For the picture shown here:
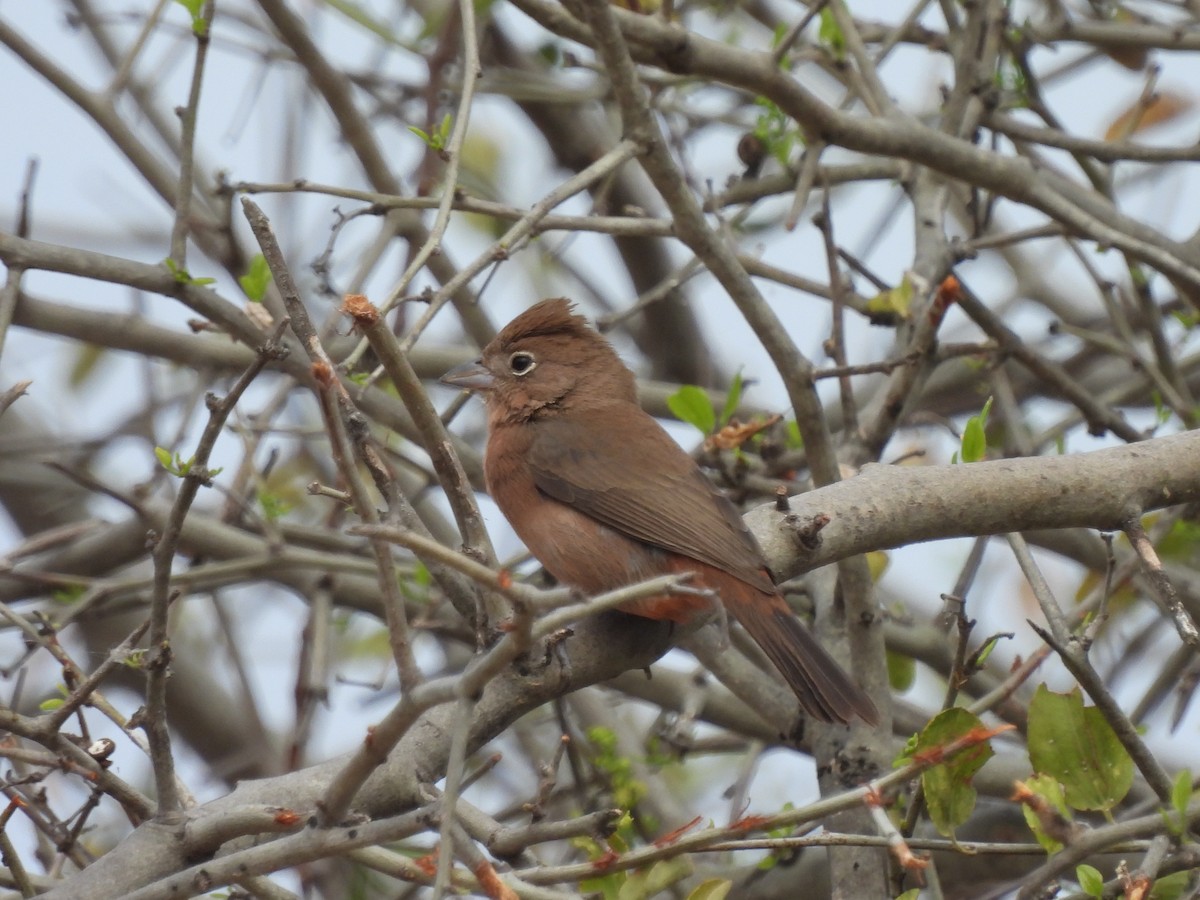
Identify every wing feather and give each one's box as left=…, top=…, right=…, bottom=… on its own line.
left=526, top=406, right=776, bottom=594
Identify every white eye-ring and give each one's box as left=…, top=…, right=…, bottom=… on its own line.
left=509, top=351, right=537, bottom=376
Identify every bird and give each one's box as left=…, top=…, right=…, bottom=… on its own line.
left=441, top=299, right=879, bottom=725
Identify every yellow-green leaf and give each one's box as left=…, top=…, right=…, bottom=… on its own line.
left=886, top=649, right=916, bottom=692
left=238, top=253, right=272, bottom=302
left=618, top=858, right=693, bottom=900
left=667, top=385, right=716, bottom=435
left=960, top=397, right=993, bottom=463
left=1076, top=864, right=1104, bottom=897
left=867, top=277, right=914, bottom=320
left=687, top=879, right=732, bottom=900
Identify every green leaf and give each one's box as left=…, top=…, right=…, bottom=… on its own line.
left=1159, top=519, right=1200, bottom=561
left=915, top=707, right=995, bottom=836
left=960, top=396, right=993, bottom=463
left=1076, top=864, right=1104, bottom=897
left=39, top=697, right=64, bottom=712
left=1018, top=773, right=1072, bottom=852
left=69, top=344, right=108, bottom=390
left=172, top=0, right=207, bottom=34
left=751, top=97, right=800, bottom=168
left=436, top=112, right=453, bottom=147
left=667, top=385, right=716, bottom=435
left=409, top=114, right=454, bottom=151
left=1171, top=309, right=1198, bottom=330
left=1171, top=769, right=1192, bottom=818
left=817, top=7, right=845, bottom=60
left=163, top=257, right=216, bottom=286
left=258, top=493, right=292, bottom=522
left=895, top=891, right=921, bottom=900
left=886, top=650, right=916, bottom=692
left=586, top=727, right=647, bottom=816
left=155, top=446, right=174, bottom=469
left=866, top=277, right=915, bottom=320
left=1028, top=686, right=1134, bottom=812
left=784, top=419, right=803, bottom=449
left=719, top=369, right=744, bottom=427
left=618, top=858, right=693, bottom=900
left=51, top=585, right=85, bottom=606
left=1150, top=871, right=1192, bottom=900
left=1152, top=390, right=1172, bottom=425
left=970, top=633, right=1003, bottom=668
left=238, top=253, right=272, bottom=302
left=687, top=879, right=732, bottom=900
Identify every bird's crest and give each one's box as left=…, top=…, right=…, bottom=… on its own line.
left=495, top=298, right=592, bottom=347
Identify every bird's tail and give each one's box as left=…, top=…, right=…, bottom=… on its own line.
left=728, top=586, right=881, bottom=726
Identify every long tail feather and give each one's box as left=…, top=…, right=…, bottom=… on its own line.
left=728, top=588, right=880, bottom=725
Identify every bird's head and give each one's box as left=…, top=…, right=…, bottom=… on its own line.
left=441, top=299, right=637, bottom=423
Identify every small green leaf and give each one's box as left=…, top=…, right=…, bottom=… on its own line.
left=1028, top=686, right=1134, bottom=812
left=960, top=396, right=993, bottom=463
left=258, top=493, right=292, bottom=522
left=172, top=0, right=207, bottom=34
left=413, top=562, right=432, bottom=588
left=866, top=277, right=915, bottom=320
left=163, top=257, right=216, bottom=286
left=238, top=253, right=272, bottom=302
left=895, top=891, right=921, bottom=900
left=1150, top=871, right=1192, bottom=899
left=155, top=446, right=174, bottom=469
left=1153, top=390, right=1173, bottom=425
left=1076, top=864, right=1104, bottom=897
left=39, top=698, right=64, bottom=712
left=1171, top=769, right=1192, bottom=818
left=1159, top=519, right=1200, bottom=561
left=1171, top=309, right=1198, bottom=330
left=667, top=385, right=716, bottom=435
left=719, top=369, right=744, bottom=427
left=971, top=633, right=1003, bottom=668
left=69, top=344, right=108, bottom=390
left=817, top=8, right=845, bottom=60
left=687, top=879, right=733, bottom=900
left=436, top=112, right=453, bottom=147
left=409, top=114, right=454, bottom=151
left=618, top=857, right=692, bottom=900
left=52, top=585, right=85, bottom=605
left=1018, top=773, right=1072, bottom=852
left=751, top=97, right=800, bottom=168
left=886, top=650, right=916, bottom=692
left=784, top=419, right=803, bottom=449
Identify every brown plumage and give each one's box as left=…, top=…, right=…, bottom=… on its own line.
left=442, top=299, right=879, bottom=725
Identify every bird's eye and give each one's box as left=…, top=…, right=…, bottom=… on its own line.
left=509, top=351, right=536, bottom=375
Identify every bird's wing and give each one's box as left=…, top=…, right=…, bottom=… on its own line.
left=526, top=404, right=777, bottom=594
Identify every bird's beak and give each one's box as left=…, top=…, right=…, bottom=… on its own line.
left=440, top=360, right=495, bottom=391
